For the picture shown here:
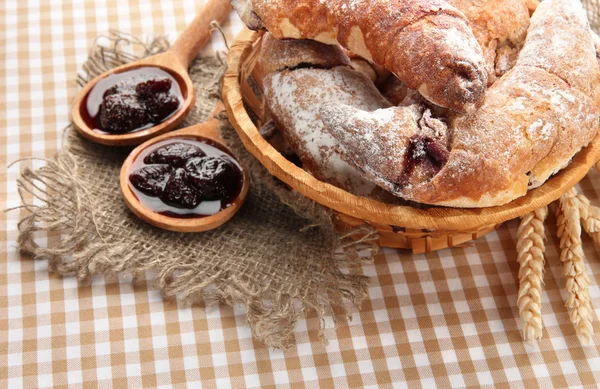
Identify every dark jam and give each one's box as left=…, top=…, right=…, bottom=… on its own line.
left=128, top=138, right=244, bottom=218
left=83, top=67, right=183, bottom=134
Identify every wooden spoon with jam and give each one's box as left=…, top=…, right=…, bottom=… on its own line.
left=120, top=102, right=250, bottom=232
left=72, top=0, right=231, bottom=146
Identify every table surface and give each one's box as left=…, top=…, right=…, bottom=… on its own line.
left=2, top=1, right=600, bottom=388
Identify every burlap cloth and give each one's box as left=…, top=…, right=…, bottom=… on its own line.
left=14, top=33, right=374, bottom=349
left=14, top=3, right=600, bottom=350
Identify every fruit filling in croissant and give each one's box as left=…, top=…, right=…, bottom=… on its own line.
left=251, top=0, right=600, bottom=208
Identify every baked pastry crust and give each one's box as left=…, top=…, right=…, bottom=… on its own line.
left=320, top=0, right=600, bottom=207
left=447, top=0, right=534, bottom=83
left=232, top=0, right=488, bottom=111
left=367, top=0, right=535, bottom=108
left=259, top=34, right=390, bottom=196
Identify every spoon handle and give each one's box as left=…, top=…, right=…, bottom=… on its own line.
left=170, top=0, right=232, bottom=68
left=170, top=101, right=226, bottom=141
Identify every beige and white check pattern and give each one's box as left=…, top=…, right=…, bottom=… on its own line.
left=1, top=1, right=600, bottom=387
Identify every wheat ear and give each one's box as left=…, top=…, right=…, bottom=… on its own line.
left=557, top=188, right=594, bottom=344
left=517, top=207, right=548, bottom=341
left=572, top=191, right=600, bottom=246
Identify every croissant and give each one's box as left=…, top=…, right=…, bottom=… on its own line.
left=320, top=0, right=600, bottom=208
left=372, top=0, right=535, bottom=106
left=447, top=0, right=536, bottom=83
left=259, top=34, right=390, bottom=196
left=231, top=0, right=488, bottom=111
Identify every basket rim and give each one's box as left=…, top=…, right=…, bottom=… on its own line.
left=222, top=28, right=600, bottom=231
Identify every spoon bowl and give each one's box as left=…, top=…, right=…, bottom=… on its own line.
left=72, top=0, right=231, bottom=146
left=120, top=103, right=250, bottom=232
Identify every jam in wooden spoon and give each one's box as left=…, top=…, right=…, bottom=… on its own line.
left=127, top=137, right=244, bottom=218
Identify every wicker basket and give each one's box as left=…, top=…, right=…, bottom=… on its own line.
left=222, top=28, right=600, bottom=254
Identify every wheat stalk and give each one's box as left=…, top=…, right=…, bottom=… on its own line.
left=517, top=207, right=548, bottom=341
left=572, top=191, right=600, bottom=247
left=557, top=188, right=594, bottom=344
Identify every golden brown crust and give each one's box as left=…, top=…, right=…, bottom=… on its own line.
left=374, top=0, right=532, bottom=103
left=447, top=0, right=532, bottom=83
left=408, top=66, right=596, bottom=207
left=242, top=0, right=488, bottom=111
left=518, top=1, right=600, bottom=100
left=373, top=0, right=532, bottom=103
left=520, top=0, right=600, bottom=185
left=320, top=0, right=600, bottom=207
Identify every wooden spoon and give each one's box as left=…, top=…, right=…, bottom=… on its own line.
left=72, top=0, right=232, bottom=146
left=120, top=103, right=250, bottom=232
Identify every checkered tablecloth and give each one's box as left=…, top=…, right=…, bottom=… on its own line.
left=2, top=1, right=600, bottom=387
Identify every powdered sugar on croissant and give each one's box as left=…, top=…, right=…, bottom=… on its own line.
left=320, top=0, right=600, bottom=208
left=259, top=35, right=391, bottom=196
left=320, top=100, right=450, bottom=193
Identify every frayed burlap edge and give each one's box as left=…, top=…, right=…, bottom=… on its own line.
left=10, top=30, right=379, bottom=349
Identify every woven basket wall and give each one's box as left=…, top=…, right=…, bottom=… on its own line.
left=222, top=1, right=600, bottom=254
